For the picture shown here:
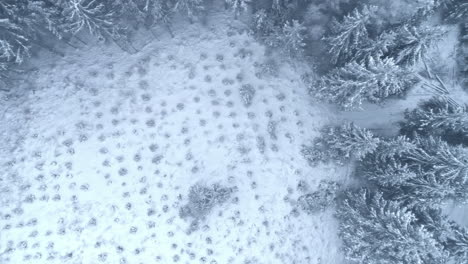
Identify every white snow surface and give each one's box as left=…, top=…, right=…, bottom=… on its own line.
left=0, top=11, right=349, bottom=264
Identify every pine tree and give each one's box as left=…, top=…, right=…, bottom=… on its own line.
left=408, top=136, right=468, bottom=186
left=392, top=25, right=446, bottom=66
left=275, top=19, right=306, bottom=57
left=314, top=57, right=418, bottom=109
left=225, top=0, right=250, bottom=17
left=415, top=207, right=468, bottom=264
left=323, top=5, right=377, bottom=65
left=25, top=1, right=66, bottom=39
left=0, top=2, right=32, bottom=64
left=400, top=97, right=468, bottom=146
left=360, top=156, right=417, bottom=187
left=114, top=0, right=171, bottom=27
left=171, top=0, right=204, bottom=21
left=337, top=189, right=448, bottom=264
left=361, top=136, right=468, bottom=205
left=252, top=9, right=276, bottom=37
left=358, top=136, right=419, bottom=187
left=302, top=122, right=380, bottom=165
left=444, top=0, right=468, bottom=23
left=395, top=171, right=468, bottom=206
left=61, top=0, right=122, bottom=40
left=445, top=223, right=468, bottom=263
left=352, top=31, right=396, bottom=64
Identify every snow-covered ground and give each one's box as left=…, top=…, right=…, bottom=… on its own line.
left=0, top=12, right=349, bottom=264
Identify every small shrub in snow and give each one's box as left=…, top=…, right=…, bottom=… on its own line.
left=297, top=180, right=340, bottom=213
left=256, top=58, right=279, bottom=78
left=267, top=120, right=277, bottom=140
left=239, top=84, right=255, bottom=107
left=179, top=183, right=234, bottom=221
left=256, top=136, right=266, bottom=154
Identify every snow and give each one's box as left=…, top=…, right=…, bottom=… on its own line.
left=0, top=11, right=348, bottom=264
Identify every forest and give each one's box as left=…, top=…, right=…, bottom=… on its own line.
left=0, top=0, right=467, bottom=264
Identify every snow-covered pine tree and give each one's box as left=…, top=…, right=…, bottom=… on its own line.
left=25, top=0, right=67, bottom=39
left=408, top=136, right=468, bottom=186
left=302, top=122, right=380, bottom=165
left=358, top=135, right=468, bottom=205
left=323, top=5, right=377, bottom=65
left=445, top=223, right=468, bottom=263
left=61, top=0, right=122, bottom=40
left=444, top=0, right=468, bottom=23
left=394, top=171, right=468, bottom=206
left=225, top=0, right=250, bottom=18
left=252, top=9, right=276, bottom=37
left=113, top=0, right=171, bottom=28
left=392, top=25, right=447, bottom=66
left=171, top=0, right=204, bottom=21
left=351, top=30, right=396, bottom=64
left=275, top=19, right=306, bottom=57
left=0, top=1, right=32, bottom=64
left=359, top=156, right=417, bottom=187
left=400, top=97, right=468, bottom=146
left=358, top=136, right=419, bottom=187
left=314, top=57, right=418, bottom=109
left=337, top=188, right=448, bottom=264
left=415, top=207, right=468, bottom=264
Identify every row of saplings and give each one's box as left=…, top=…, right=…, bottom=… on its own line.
left=300, top=96, right=468, bottom=264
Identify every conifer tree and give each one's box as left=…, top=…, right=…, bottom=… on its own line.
left=352, top=31, right=395, bottom=64
left=392, top=25, right=446, bottom=66
left=171, top=0, right=204, bottom=21
left=444, top=0, right=468, bottom=22
left=225, top=0, right=250, bottom=17
left=359, top=135, right=468, bottom=205
left=252, top=9, right=276, bottom=37
left=61, top=0, right=122, bottom=40
left=407, top=136, right=468, bottom=186
left=337, top=189, right=448, bottom=264
left=314, top=57, right=418, bottom=109
left=358, top=136, right=419, bottom=187
left=275, top=19, right=306, bottom=57
left=400, top=97, right=468, bottom=146
left=302, top=122, right=380, bottom=165
left=445, top=223, right=468, bottom=263
left=323, top=5, right=377, bottom=65
left=415, top=207, right=468, bottom=264
left=114, top=0, right=171, bottom=27
left=0, top=1, right=33, bottom=64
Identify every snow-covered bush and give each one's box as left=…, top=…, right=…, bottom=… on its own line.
left=297, top=180, right=340, bottom=213
left=239, top=84, right=255, bottom=107
left=302, top=122, right=380, bottom=165
left=255, top=58, right=279, bottom=78
left=179, top=183, right=234, bottom=221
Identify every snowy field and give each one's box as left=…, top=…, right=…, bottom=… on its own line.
left=0, top=12, right=348, bottom=264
